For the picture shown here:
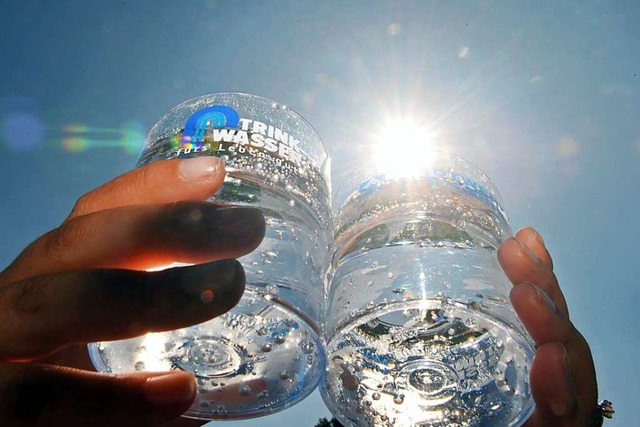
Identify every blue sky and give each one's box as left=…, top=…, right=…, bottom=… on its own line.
left=1, top=1, right=638, bottom=425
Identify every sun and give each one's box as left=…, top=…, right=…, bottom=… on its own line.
left=372, top=119, right=438, bottom=178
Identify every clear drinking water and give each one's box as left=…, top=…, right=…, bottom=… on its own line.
left=321, top=157, right=535, bottom=426
left=88, top=93, right=332, bottom=420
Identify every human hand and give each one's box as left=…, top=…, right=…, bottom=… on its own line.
left=498, top=227, right=600, bottom=427
left=0, top=157, right=266, bottom=426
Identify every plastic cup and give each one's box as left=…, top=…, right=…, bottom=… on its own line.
left=88, top=93, right=332, bottom=420
left=321, top=153, right=535, bottom=426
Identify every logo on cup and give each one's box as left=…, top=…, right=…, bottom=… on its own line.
left=181, top=105, right=240, bottom=146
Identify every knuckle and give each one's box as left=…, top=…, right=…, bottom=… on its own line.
left=44, top=221, right=93, bottom=267
left=68, top=193, right=94, bottom=219
left=12, top=278, right=44, bottom=316
left=0, top=278, right=60, bottom=359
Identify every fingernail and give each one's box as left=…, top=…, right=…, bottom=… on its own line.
left=558, top=342, right=573, bottom=388
left=528, top=227, right=554, bottom=269
left=549, top=400, right=568, bottom=416
left=516, top=238, right=541, bottom=264
left=179, top=156, right=223, bottom=181
left=534, top=284, right=558, bottom=313
left=547, top=342, right=572, bottom=417
left=528, top=227, right=546, bottom=247
left=180, top=259, right=243, bottom=302
left=144, top=372, right=196, bottom=406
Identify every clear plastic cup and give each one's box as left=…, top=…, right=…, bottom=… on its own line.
left=321, top=153, right=535, bottom=426
left=88, top=93, right=332, bottom=420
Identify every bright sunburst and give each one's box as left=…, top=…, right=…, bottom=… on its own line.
left=372, top=119, right=438, bottom=178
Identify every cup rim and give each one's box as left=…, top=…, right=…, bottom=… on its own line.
left=333, top=150, right=508, bottom=222
left=146, top=91, right=326, bottom=155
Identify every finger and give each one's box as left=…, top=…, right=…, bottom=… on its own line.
left=514, top=227, right=553, bottom=269
left=0, top=364, right=196, bottom=427
left=527, top=342, right=598, bottom=427
left=524, top=343, right=574, bottom=427
left=509, top=282, right=573, bottom=344
left=497, top=237, right=568, bottom=315
left=511, top=283, right=598, bottom=426
left=0, top=260, right=245, bottom=361
left=68, top=157, right=226, bottom=220
left=2, top=202, right=265, bottom=284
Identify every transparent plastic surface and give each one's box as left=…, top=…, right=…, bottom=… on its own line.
left=321, top=154, right=535, bottom=426
left=88, top=93, right=331, bottom=420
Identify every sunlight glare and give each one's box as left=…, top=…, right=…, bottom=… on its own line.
left=146, top=262, right=193, bottom=272
left=140, top=333, right=172, bottom=371
left=373, top=119, right=437, bottom=178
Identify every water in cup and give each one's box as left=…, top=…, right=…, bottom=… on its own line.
left=89, top=93, right=332, bottom=420
left=321, top=158, right=535, bottom=426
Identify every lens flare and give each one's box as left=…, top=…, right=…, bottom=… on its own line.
left=60, top=121, right=145, bottom=155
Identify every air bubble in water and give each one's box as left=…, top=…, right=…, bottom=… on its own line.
left=134, top=361, right=145, bottom=371
left=300, top=340, right=314, bottom=354
left=393, top=394, right=405, bottom=404
left=266, top=284, right=278, bottom=294
left=372, top=392, right=381, bottom=400
left=289, top=199, right=296, bottom=207
left=262, top=343, right=272, bottom=352
left=387, top=272, right=394, bottom=279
